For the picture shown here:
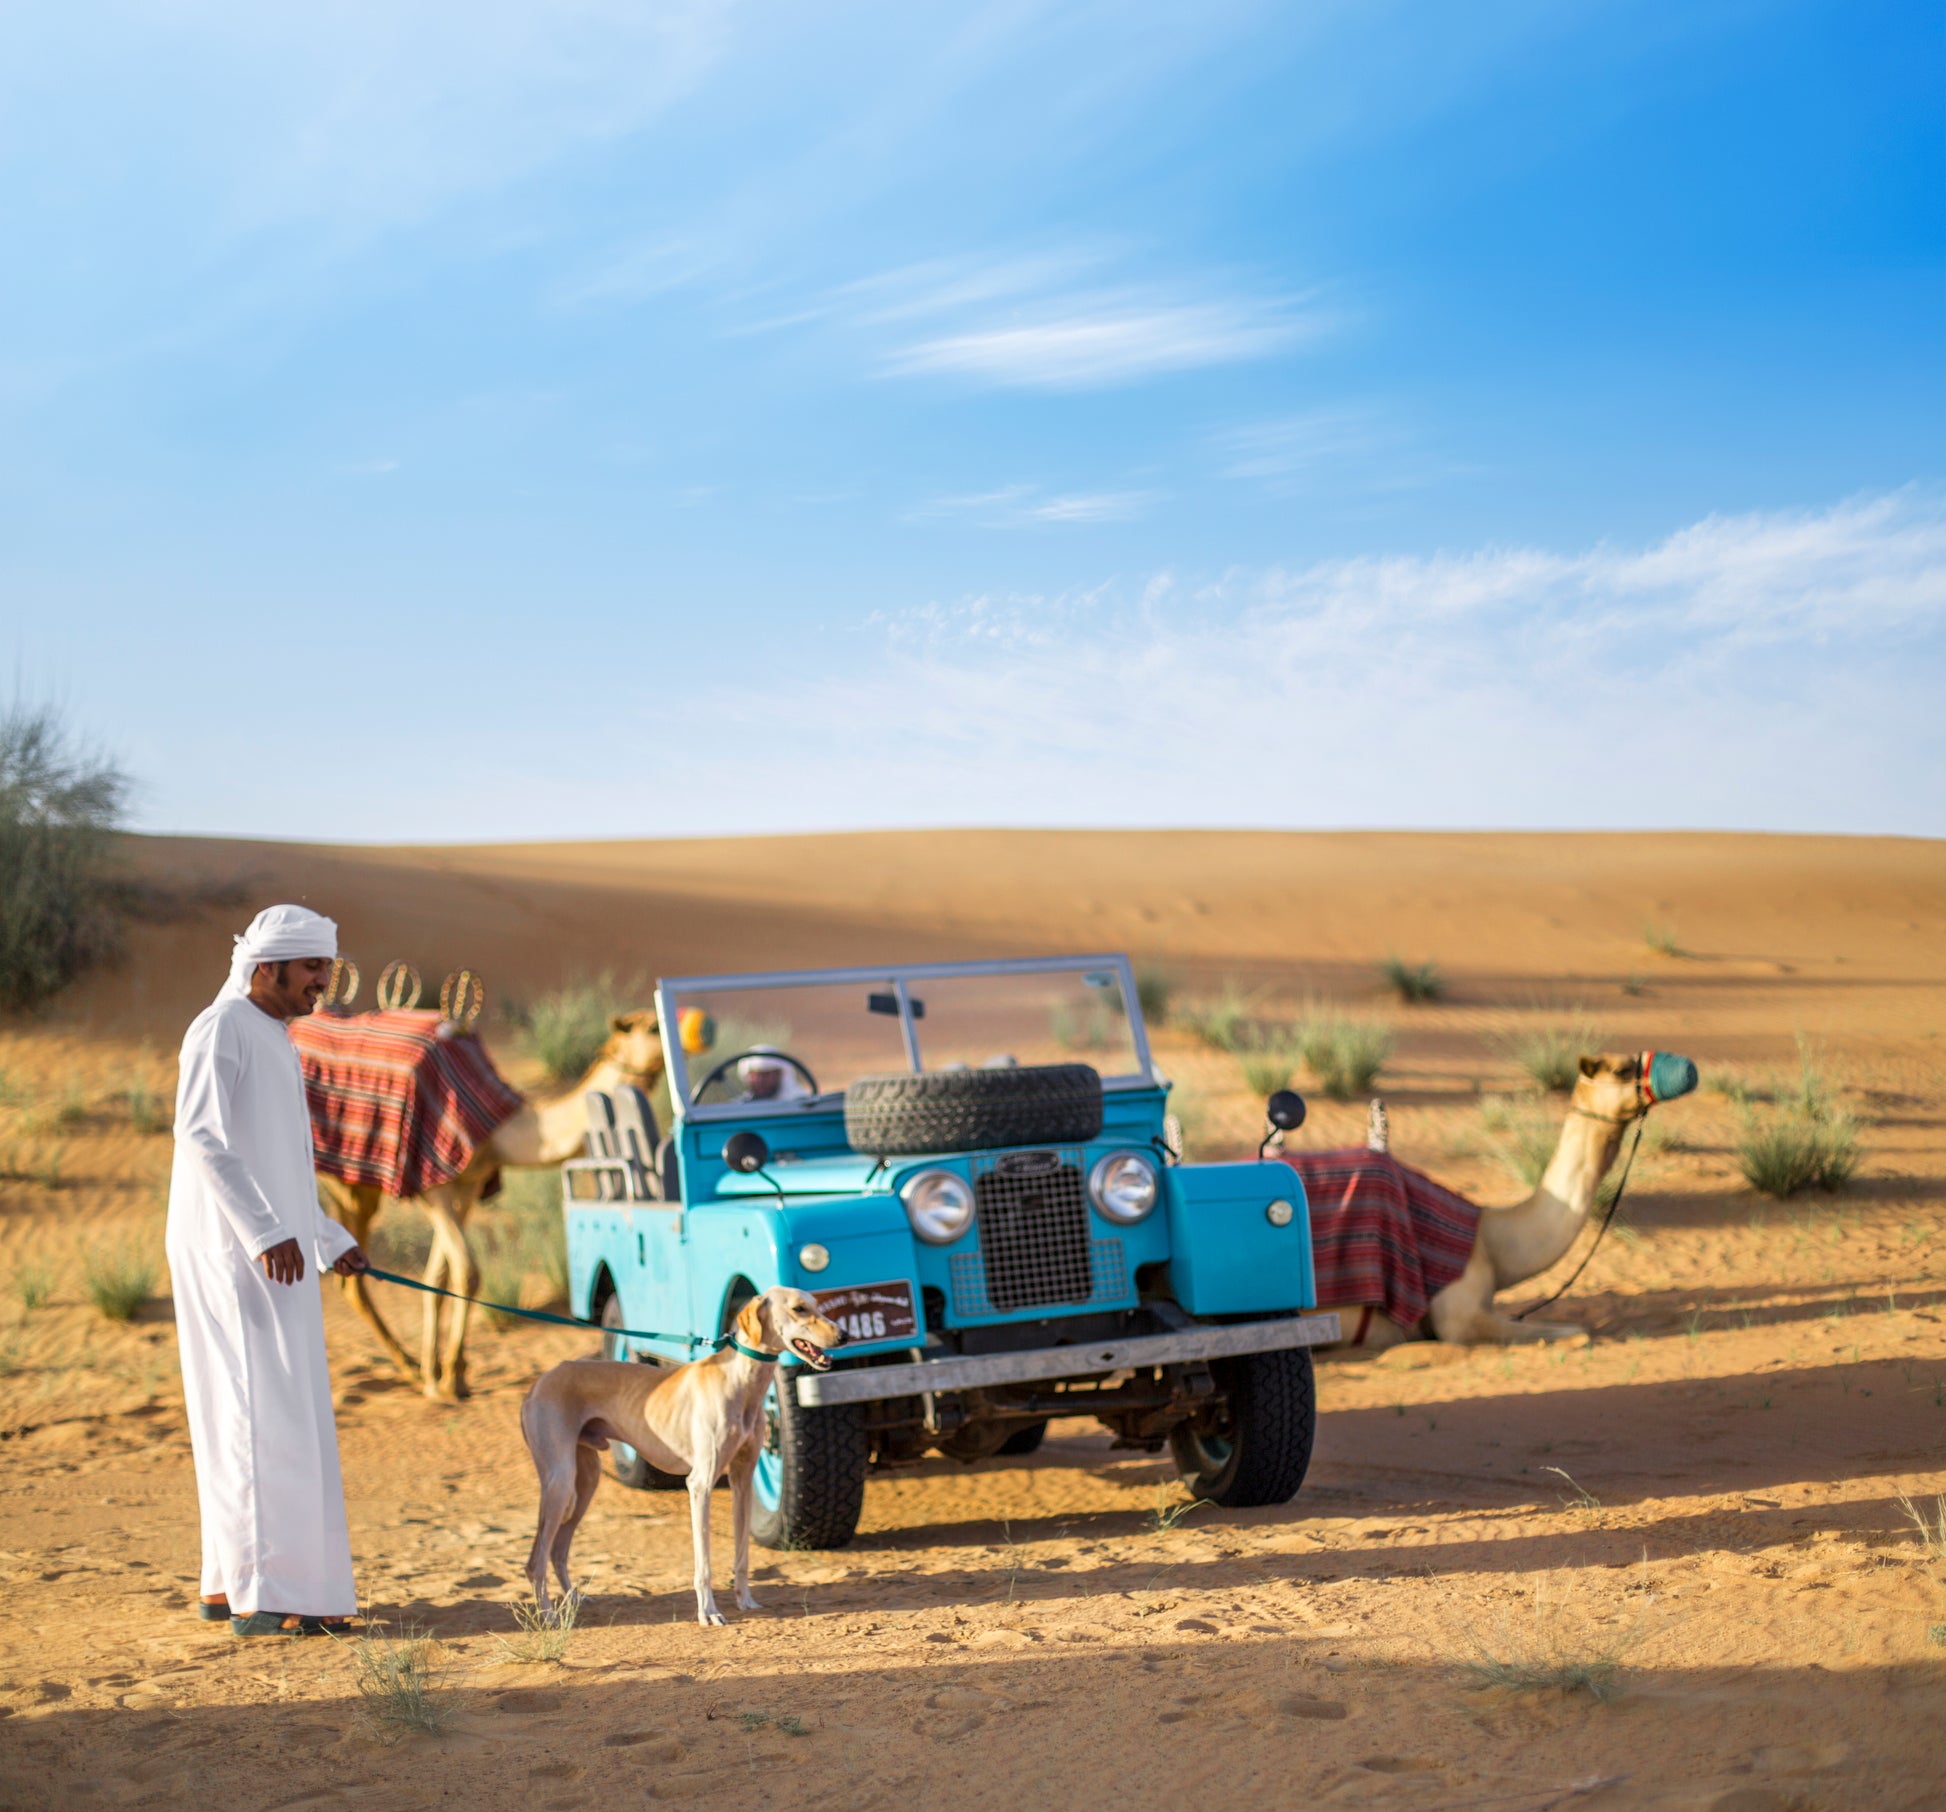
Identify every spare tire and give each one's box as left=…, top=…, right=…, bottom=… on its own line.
left=845, top=1064, right=1103, bottom=1156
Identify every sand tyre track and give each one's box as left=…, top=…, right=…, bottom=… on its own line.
left=751, top=1384, right=870, bottom=1551
left=600, top=1294, right=686, bottom=1491
left=844, top=1063, right=1104, bottom=1156
left=1169, top=1346, right=1317, bottom=1508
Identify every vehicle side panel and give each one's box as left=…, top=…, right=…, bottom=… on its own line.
left=1164, top=1161, right=1315, bottom=1315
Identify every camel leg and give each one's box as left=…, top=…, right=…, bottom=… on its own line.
left=420, top=1194, right=478, bottom=1402
left=319, top=1181, right=419, bottom=1382
left=549, top=1442, right=604, bottom=1603
left=1428, top=1246, right=1587, bottom=1345
left=431, top=1186, right=479, bottom=1400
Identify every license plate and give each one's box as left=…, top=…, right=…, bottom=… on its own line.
left=812, top=1280, right=918, bottom=1345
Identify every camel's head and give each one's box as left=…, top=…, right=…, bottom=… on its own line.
left=1572, top=1050, right=1699, bottom=1124
left=736, top=1286, right=845, bottom=1372
left=602, top=1011, right=666, bottom=1086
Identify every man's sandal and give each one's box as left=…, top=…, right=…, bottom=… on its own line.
left=229, top=1613, right=354, bottom=1636
left=196, top=1600, right=230, bottom=1622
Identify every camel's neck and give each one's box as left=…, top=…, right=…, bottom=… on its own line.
left=1483, top=1107, right=1627, bottom=1289
left=494, top=1054, right=664, bottom=1167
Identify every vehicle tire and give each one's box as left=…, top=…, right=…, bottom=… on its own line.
left=600, top=1294, right=686, bottom=1491
left=845, top=1064, right=1103, bottom=1156
left=749, top=1376, right=870, bottom=1551
left=997, top=1420, right=1048, bottom=1456
left=1168, top=1346, right=1316, bottom=1508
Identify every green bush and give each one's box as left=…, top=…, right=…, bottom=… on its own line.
left=1295, top=1009, right=1394, bottom=1100
left=1379, top=954, right=1445, bottom=1004
left=525, top=973, right=633, bottom=1083
left=1180, top=982, right=1251, bottom=1053
left=84, top=1244, right=155, bottom=1321
left=1133, top=963, right=1173, bottom=1025
left=1499, top=1011, right=1603, bottom=1093
left=1238, top=1044, right=1296, bottom=1097
left=0, top=704, right=131, bottom=1012
left=1737, top=1110, right=1859, bottom=1197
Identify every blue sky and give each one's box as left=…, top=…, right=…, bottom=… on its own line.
left=3, top=0, right=1940, bottom=839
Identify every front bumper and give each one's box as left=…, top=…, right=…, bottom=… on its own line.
left=790, top=1311, right=1342, bottom=1408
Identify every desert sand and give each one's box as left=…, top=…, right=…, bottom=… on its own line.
left=2, top=829, right=1943, bottom=1811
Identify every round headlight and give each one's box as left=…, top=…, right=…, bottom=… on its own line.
left=899, top=1169, right=975, bottom=1245
left=1088, top=1151, right=1159, bottom=1224
left=798, top=1242, right=831, bottom=1272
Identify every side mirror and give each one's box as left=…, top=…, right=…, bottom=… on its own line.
left=723, top=1131, right=770, bottom=1175
left=1260, top=1089, right=1306, bottom=1160
left=1266, top=1090, right=1307, bottom=1131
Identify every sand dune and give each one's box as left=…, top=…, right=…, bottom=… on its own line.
left=2, top=829, right=1943, bottom=1809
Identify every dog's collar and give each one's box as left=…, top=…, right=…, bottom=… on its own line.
left=727, top=1338, right=781, bottom=1364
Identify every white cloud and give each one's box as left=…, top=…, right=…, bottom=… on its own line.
left=887, top=290, right=1317, bottom=390
left=907, top=485, right=1154, bottom=526
left=656, top=490, right=1946, bottom=835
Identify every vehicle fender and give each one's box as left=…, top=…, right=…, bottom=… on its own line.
left=1164, top=1161, right=1315, bottom=1316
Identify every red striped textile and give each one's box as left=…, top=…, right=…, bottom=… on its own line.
left=288, top=1009, right=523, bottom=1199
left=1280, top=1148, right=1481, bottom=1333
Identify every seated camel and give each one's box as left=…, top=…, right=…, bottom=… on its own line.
left=1292, top=1050, right=1697, bottom=1350
left=320, top=1011, right=665, bottom=1402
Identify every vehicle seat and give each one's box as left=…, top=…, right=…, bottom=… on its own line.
left=656, top=1135, right=681, bottom=1205
left=611, top=1085, right=662, bottom=1200
left=583, top=1091, right=623, bottom=1200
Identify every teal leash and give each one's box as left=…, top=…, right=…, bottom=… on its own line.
left=360, top=1265, right=731, bottom=1353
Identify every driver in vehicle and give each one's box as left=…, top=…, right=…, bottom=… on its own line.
left=738, top=1047, right=811, bottom=1103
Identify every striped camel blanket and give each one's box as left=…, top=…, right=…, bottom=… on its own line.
left=1280, top=1148, right=1481, bottom=1335
left=288, top=1009, right=524, bottom=1200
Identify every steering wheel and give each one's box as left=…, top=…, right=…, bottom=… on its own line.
left=690, top=1049, right=822, bottom=1104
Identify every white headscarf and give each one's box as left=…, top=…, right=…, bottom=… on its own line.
left=219, top=904, right=339, bottom=1002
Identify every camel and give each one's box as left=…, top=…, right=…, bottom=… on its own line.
left=1320, top=1051, right=1692, bottom=1351
left=321, top=1011, right=665, bottom=1402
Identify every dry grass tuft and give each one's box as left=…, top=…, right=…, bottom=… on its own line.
left=1897, top=1494, right=1946, bottom=1568
left=497, top=1592, right=583, bottom=1664
left=1295, top=1008, right=1394, bottom=1100
left=1460, top=1577, right=1642, bottom=1703
left=347, top=1619, right=452, bottom=1740
left=1736, top=1037, right=1860, bottom=1197
left=13, top=1257, right=54, bottom=1312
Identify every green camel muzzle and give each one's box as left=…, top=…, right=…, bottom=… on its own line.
left=1643, top=1051, right=1699, bottom=1104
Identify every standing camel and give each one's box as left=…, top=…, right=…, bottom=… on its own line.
left=1314, top=1050, right=1696, bottom=1351
left=322, top=1012, right=664, bottom=1402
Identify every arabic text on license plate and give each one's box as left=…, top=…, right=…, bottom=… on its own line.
left=812, top=1280, right=918, bottom=1344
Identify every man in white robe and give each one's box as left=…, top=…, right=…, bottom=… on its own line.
left=166, top=904, right=368, bottom=1635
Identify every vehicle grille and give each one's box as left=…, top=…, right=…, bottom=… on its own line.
left=954, top=1148, right=1115, bottom=1315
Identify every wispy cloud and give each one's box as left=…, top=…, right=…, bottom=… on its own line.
left=660, top=491, right=1946, bottom=834
left=887, top=289, right=1318, bottom=390
left=907, top=484, right=1154, bottom=526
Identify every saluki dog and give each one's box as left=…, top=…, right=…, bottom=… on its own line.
left=521, top=1286, right=843, bottom=1625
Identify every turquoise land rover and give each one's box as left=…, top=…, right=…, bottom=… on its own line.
left=563, top=955, right=1337, bottom=1550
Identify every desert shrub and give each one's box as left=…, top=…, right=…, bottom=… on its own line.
left=123, top=1079, right=169, bottom=1136
left=1295, top=1009, right=1393, bottom=1100
left=84, top=1244, right=155, bottom=1321
left=525, top=973, right=634, bottom=1082
left=498, top=1592, right=583, bottom=1664
left=1498, top=1011, right=1603, bottom=1093
left=1238, top=1044, right=1296, bottom=1097
left=1736, top=1037, right=1860, bottom=1197
left=1643, top=920, right=1685, bottom=958
left=348, top=1621, right=450, bottom=1741
left=13, top=1256, right=53, bottom=1311
left=1179, top=982, right=1251, bottom=1053
left=0, top=703, right=132, bottom=1012
left=1737, top=1111, right=1858, bottom=1197
left=1052, top=997, right=1119, bottom=1051
left=1379, top=954, right=1444, bottom=1004
left=1460, top=1577, right=1643, bottom=1703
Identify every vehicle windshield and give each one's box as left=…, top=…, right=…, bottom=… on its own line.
left=906, top=968, right=1141, bottom=1077
left=671, top=980, right=913, bottom=1108
left=666, top=962, right=1147, bottom=1111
